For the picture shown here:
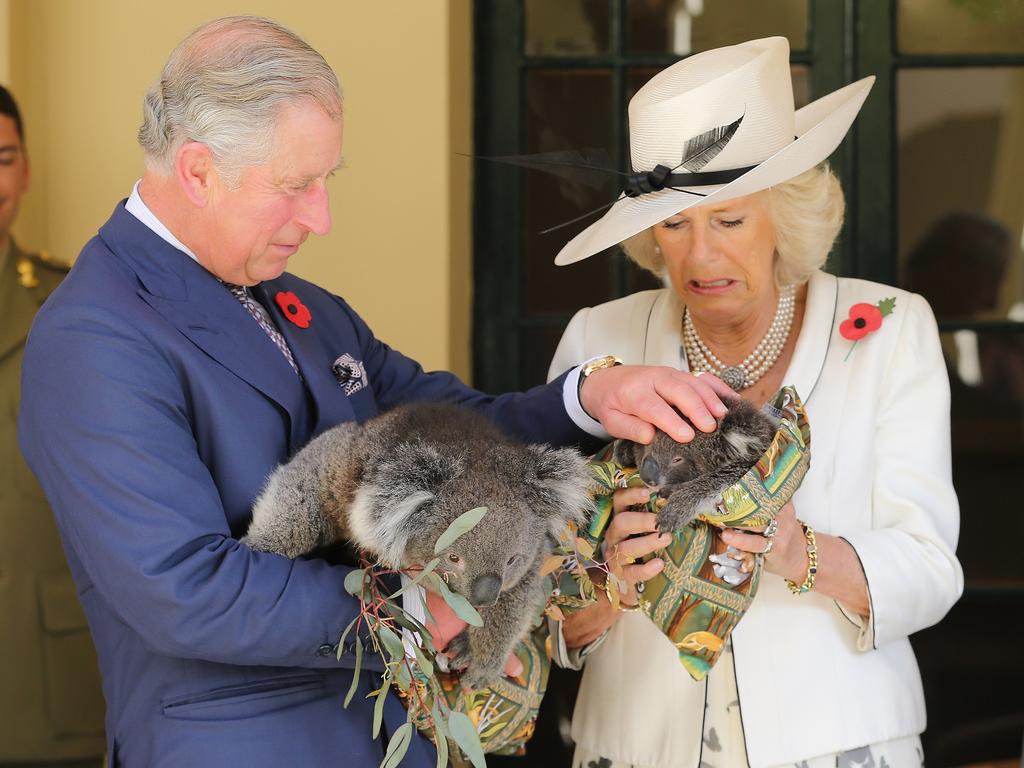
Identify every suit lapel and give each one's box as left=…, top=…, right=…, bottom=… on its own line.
left=643, top=289, right=688, bottom=368
left=99, top=206, right=309, bottom=450
left=0, top=241, right=38, bottom=362
left=253, top=281, right=355, bottom=434
left=781, top=270, right=837, bottom=404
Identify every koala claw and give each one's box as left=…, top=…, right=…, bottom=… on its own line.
left=444, top=630, right=505, bottom=689
left=445, top=630, right=473, bottom=672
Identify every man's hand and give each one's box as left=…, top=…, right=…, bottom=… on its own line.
left=580, top=366, right=733, bottom=443
left=423, top=589, right=524, bottom=678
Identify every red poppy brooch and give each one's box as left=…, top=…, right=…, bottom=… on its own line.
left=274, top=291, right=312, bottom=329
left=840, top=297, right=895, bottom=360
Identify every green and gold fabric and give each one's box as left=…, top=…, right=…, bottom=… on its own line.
left=579, top=385, right=811, bottom=680
left=404, top=387, right=809, bottom=757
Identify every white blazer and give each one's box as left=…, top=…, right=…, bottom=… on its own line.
left=547, top=271, right=964, bottom=768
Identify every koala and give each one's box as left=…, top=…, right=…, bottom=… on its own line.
left=613, top=396, right=777, bottom=533
left=242, top=401, right=593, bottom=688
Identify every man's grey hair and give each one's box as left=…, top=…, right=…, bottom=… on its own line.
left=138, top=16, right=342, bottom=187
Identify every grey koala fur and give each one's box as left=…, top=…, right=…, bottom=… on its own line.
left=243, top=401, right=593, bottom=688
left=613, top=396, right=777, bottom=532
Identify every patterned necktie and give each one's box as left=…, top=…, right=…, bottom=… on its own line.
left=223, top=283, right=300, bottom=376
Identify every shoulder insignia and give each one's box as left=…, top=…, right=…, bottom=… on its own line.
left=16, top=256, right=39, bottom=288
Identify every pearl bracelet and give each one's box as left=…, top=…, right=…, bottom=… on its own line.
left=785, top=522, right=818, bottom=595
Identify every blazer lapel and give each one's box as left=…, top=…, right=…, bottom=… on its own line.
left=781, top=270, right=837, bottom=404
left=644, top=289, right=688, bottom=368
left=253, top=281, right=355, bottom=434
left=99, top=206, right=309, bottom=448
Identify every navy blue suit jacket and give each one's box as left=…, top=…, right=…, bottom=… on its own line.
left=18, top=204, right=590, bottom=767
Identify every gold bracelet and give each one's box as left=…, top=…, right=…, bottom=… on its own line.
left=602, top=575, right=643, bottom=612
left=785, top=522, right=818, bottom=595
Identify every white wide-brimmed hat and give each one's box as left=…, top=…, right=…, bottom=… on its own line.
left=554, top=36, right=874, bottom=266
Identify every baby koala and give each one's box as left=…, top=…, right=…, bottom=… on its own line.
left=242, top=401, right=593, bottom=688
left=613, top=396, right=777, bottom=532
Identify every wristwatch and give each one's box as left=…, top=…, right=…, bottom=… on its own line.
left=578, top=355, right=624, bottom=406
left=580, top=355, right=624, bottom=379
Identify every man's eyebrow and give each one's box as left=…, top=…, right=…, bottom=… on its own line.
left=0, top=144, right=20, bottom=154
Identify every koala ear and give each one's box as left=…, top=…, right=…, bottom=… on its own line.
left=348, top=488, right=433, bottom=568
left=612, top=438, right=637, bottom=468
left=525, top=444, right=594, bottom=535
left=351, top=440, right=461, bottom=566
left=722, top=428, right=764, bottom=461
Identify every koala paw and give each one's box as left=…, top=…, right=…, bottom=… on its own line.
left=656, top=492, right=701, bottom=533
left=445, top=629, right=505, bottom=689
left=446, top=630, right=473, bottom=673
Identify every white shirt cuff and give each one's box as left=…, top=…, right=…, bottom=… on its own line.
left=563, top=360, right=611, bottom=440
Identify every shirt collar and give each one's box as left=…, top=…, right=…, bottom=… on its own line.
left=124, top=180, right=199, bottom=263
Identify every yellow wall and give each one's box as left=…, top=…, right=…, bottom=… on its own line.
left=5, top=0, right=472, bottom=378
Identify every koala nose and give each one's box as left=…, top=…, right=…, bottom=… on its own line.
left=639, top=456, right=661, bottom=486
left=470, top=573, right=502, bottom=606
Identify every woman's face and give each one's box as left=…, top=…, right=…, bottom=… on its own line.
left=654, top=191, right=777, bottom=323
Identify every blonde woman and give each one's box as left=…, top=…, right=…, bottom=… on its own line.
left=548, top=37, right=963, bottom=768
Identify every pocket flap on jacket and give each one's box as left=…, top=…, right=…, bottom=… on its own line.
left=38, top=575, right=89, bottom=632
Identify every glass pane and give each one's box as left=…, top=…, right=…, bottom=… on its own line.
left=525, top=0, right=610, bottom=56
left=524, top=69, right=614, bottom=315
left=941, top=329, right=1024, bottom=587
left=897, top=68, right=1024, bottom=323
left=899, top=0, right=1024, bottom=55
left=521, top=327, right=571, bottom=389
left=628, top=0, right=807, bottom=55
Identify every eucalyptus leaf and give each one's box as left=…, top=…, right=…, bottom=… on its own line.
left=372, top=682, right=388, bottom=739
left=433, top=506, right=488, bottom=554
left=448, top=711, right=487, bottom=768
left=430, top=699, right=448, bottom=740
left=380, top=722, right=413, bottom=768
left=343, top=639, right=363, bottom=708
left=436, top=577, right=483, bottom=627
left=377, top=624, right=407, bottom=663
left=344, top=568, right=367, bottom=596
left=412, top=642, right=434, bottom=678
left=336, top=615, right=361, bottom=661
left=394, top=662, right=412, bottom=693
left=387, top=558, right=441, bottom=600
left=434, top=731, right=449, bottom=768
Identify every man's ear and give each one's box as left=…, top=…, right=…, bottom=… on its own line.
left=175, top=141, right=215, bottom=207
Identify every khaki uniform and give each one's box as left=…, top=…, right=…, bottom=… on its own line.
left=0, top=240, right=105, bottom=764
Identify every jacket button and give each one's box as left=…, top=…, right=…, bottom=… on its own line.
left=316, top=643, right=335, bottom=657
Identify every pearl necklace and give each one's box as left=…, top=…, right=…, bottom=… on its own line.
left=682, top=285, right=796, bottom=390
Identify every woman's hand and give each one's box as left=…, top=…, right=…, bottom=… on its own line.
left=720, top=502, right=871, bottom=617
left=720, top=502, right=806, bottom=582
left=563, top=487, right=672, bottom=648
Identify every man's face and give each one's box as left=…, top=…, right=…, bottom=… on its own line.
left=0, top=113, right=29, bottom=247
left=198, top=100, right=343, bottom=285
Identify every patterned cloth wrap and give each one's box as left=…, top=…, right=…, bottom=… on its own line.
left=575, top=385, right=811, bottom=680
left=406, top=386, right=810, bottom=756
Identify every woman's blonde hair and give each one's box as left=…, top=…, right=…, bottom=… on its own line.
left=620, top=164, right=845, bottom=287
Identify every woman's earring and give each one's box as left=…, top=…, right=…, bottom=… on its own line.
left=654, top=244, right=662, bottom=255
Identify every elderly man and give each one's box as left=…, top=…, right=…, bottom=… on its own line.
left=18, top=16, right=727, bottom=767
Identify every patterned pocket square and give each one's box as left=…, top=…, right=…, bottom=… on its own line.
left=331, top=354, right=369, bottom=395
